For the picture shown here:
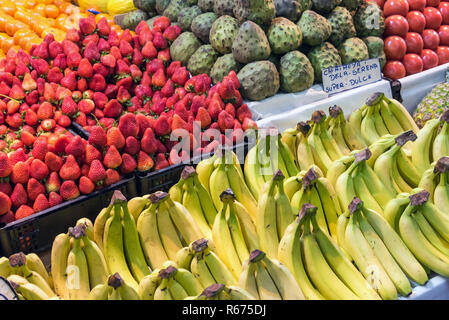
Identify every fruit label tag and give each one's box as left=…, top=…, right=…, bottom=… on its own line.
left=322, top=58, right=382, bottom=95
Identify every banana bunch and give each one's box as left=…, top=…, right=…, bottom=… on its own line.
left=374, top=131, right=421, bottom=194
left=386, top=189, right=449, bottom=278
left=338, top=197, right=428, bottom=300
left=418, top=157, right=449, bottom=212
left=281, top=122, right=315, bottom=172
left=349, top=92, right=419, bottom=146
left=176, top=239, right=237, bottom=288
left=185, top=283, right=255, bottom=300
left=140, top=264, right=203, bottom=300
left=50, top=224, right=109, bottom=300
left=168, top=166, right=217, bottom=238
left=136, top=191, right=204, bottom=271
left=89, top=273, right=140, bottom=300
left=238, top=249, right=304, bottom=300
left=289, top=167, right=340, bottom=239
left=4, top=252, right=55, bottom=300
left=212, top=189, right=258, bottom=278
left=245, top=132, right=299, bottom=201
left=412, top=110, right=449, bottom=174
left=335, top=148, right=395, bottom=214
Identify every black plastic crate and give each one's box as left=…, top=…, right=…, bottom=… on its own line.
left=0, top=176, right=137, bottom=256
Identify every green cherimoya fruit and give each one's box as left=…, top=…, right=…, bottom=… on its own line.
left=121, top=10, right=149, bottom=30
left=177, top=5, right=203, bottom=31
left=198, top=0, right=214, bottom=11
left=233, top=0, right=276, bottom=25
left=308, top=42, right=342, bottom=82
left=191, top=12, right=217, bottom=43
left=280, top=51, right=314, bottom=93
left=163, top=0, right=188, bottom=21
left=327, top=6, right=356, bottom=47
left=267, top=17, right=302, bottom=55
left=312, top=0, right=341, bottom=14
left=188, top=45, right=220, bottom=75
left=354, top=2, right=385, bottom=37
left=214, top=0, right=234, bottom=16
left=274, top=0, right=303, bottom=22
left=341, top=0, right=363, bottom=10
left=338, top=37, right=369, bottom=64
left=170, top=32, right=202, bottom=65
left=237, top=60, right=280, bottom=101
left=297, top=10, right=332, bottom=46
left=156, top=0, right=171, bottom=13
left=133, top=0, right=156, bottom=11
left=363, top=36, right=386, bottom=67
left=210, top=15, right=239, bottom=54
left=210, top=54, right=243, bottom=84
left=232, top=20, right=271, bottom=64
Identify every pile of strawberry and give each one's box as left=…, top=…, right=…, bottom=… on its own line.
left=0, top=15, right=257, bottom=224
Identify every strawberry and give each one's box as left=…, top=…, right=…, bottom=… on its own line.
left=79, top=16, right=96, bottom=35
left=154, top=114, right=171, bottom=136
left=137, top=151, right=154, bottom=172
left=14, top=205, right=33, bottom=220
left=104, top=169, right=120, bottom=186
left=153, top=16, right=171, bottom=31
left=119, top=40, right=133, bottom=58
left=154, top=153, right=169, bottom=170
left=11, top=183, right=27, bottom=208
left=100, top=54, right=116, bottom=68
left=61, top=96, right=78, bottom=116
left=49, top=41, right=63, bottom=59
left=77, top=58, right=93, bottom=78
left=153, top=32, right=168, bottom=49
left=27, top=178, right=45, bottom=201
left=134, top=85, right=152, bottom=101
left=225, top=103, right=235, bottom=118
left=80, top=163, right=90, bottom=177
left=151, top=68, right=166, bottom=89
left=103, top=145, right=122, bottom=169
left=88, top=159, right=106, bottom=184
left=141, top=72, right=152, bottom=87
left=0, top=152, right=12, bottom=177
left=45, top=171, right=60, bottom=193
left=155, top=138, right=168, bottom=154
left=227, top=70, right=240, bottom=89
left=196, top=107, right=212, bottom=129
left=5, top=114, right=22, bottom=128
left=60, top=71, right=77, bottom=91
left=124, top=136, right=140, bottom=155
left=33, top=194, right=50, bottom=212
left=97, top=17, right=111, bottom=36
left=93, top=92, right=108, bottom=109
left=217, top=110, right=234, bottom=133
left=103, top=99, right=123, bottom=118
left=171, top=66, right=189, bottom=86
left=108, top=30, right=120, bottom=47
left=128, top=97, right=142, bottom=111
left=30, top=159, right=49, bottom=180
left=84, top=42, right=100, bottom=62
left=117, top=87, right=131, bottom=104
left=88, top=125, right=107, bottom=146
left=116, top=76, right=132, bottom=89
left=208, top=96, right=223, bottom=120
left=22, top=73, right=36, bottom=91
left=32, top=138, right=48, bottom=161
left=140, top=128, right=158, bottom=154
left=34, top=43, right=49, bottom=60
left=9, top=149, right=28, bottom=166
left=20, top=130, right=36, bottom=146
left=233, top=90, right=243, bottom=108
left=119, top=153, right=136, bottom=174
left=157, top=48, right=170, bottom=65
left=47, top=67, right=63, bottom=83
left=88, top=74, right=106, bottom=92
left=85, top=143, right=102, bottom=164
left=139, top=29, right=153, bottom=47
left=66, top=51, right=82, bottom=68
left=163, top=25, right=181, bottom=42
left=136, top=20, right=150, bottom=35
left=9, top=84, right=25, bottom=101
left=136, top=114, right=153, bottom=137
left=118, top=113, right=138, bottom=138
left=79, top=176, right=95, bottom=194
left=48, top=191, right=62, bottom=206
left=242, top=117, right=258, bottom=131
left=65, top=136, right=86, bottom=157
left=167, top=61, right=181, bottom=77
left=0, top=192, right=11, bottom=214
left=161, top=79, right=175, bottom=97
left=59, top=155, right=81, bottom=180
left=60, top=180, right=80, bottom=200
left=53, top=53, right=67, bottom=70
left=236, top=104, right=250, bottom=122
left=132, top=47, right=143, bottom=66
left=7, top=100, right=20, bottom=114
left=0, top=182, right=11, bottom=196
left=77, top=78, right=88, bottom=92
left=147, top=59, right=164, bottom=74
left=41, top=119, right=56, bottom=131
left=171, top=114, right=189, bottom=132
left=121, top=29, right=133, bottom=43
left=45, top=152, right=63, bottom=172
left=78, top=99, right=95, bottom=114
left=130, top=64, right=142, bottom=82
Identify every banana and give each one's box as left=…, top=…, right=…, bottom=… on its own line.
left=0, top=256, right=10, bottom=278
left=103, top=203, right=139, bottom=292
left=284, top=175, right=303, bottom=201
left=328, top=106, right=351, bottom=155
left=76, top=218, right=94, bottom=241
left=93, top=205, right=113, bottom=252
left=50, top=232, right=71, bottom=299
left=300, top=209, right=360, bottom=300
left=167, top=199, right=204, bottom=245
left=315, top=111, right=344, bottom=161
left=348, top=104, right=367, bottom=141
left=384, top=193, right=411, bottom=231
left=414, top=210, right=449, bottom=257
left=244, top=142, right=266, bottom=201
left=174, top=247, right=194, bottom=270
left=203, top=250, right=237, bottom=286
left=66, top=228, right=90, bottom=300
left=190, top=253, right=216, bottom=288
left=25, top=253, right=50, bottom=287
left=397, top=148, right=421, bottom=187
left=154, top=278, right=173, bottom=300
left=109, top=288, right=122, bottom=300
left=225, top=285, right=256, bottom=300
left=88, top=284, right=109, bottom=300
left=157, top=200, right=184, bottom=260
left=411, top=118, right=440, bottom=173
left=169, top=178, right=184, bottom=203
left=250, top=251, right=282, bottom=300
left=261, top=254, right=304, bottom=300
left=373, top=103, right=390, bottom=137
left=7, top=274, right=29, bottom=286
left=308, top=115, right=333, bottom=174
left=275, top=172, right=295, bottom=240
left=81, top=234, right=109, bottom=289
left=434, top=171, right=449, bottom=213
left=117, top=280, right=140, bottom=300
left=295, top=122, right=316, bottom=171
left=137, top=203, right=169, bottom=270
left=352, top=165, right=384, bottom=215
left=196, top=153, right=217, bottom=193
left=277, top=135, right=299, bottom=177
left=420, top=200, right=449, bottom=243
left=383, top=96, right=419, bottom=134
left=193, top=174, right=218, bottom=226
left=419, top=165, right=438, bottom=200
left=212, top=192, right=242, bottom=278
left=379, top=100, right=404, bottom=135
left=127, top=196, right=150, bottom=221
left=366, top=134, right=396, bottom=167
left=281, top=127, right=299, bottom=157
left=327, top=153, right=355, bottom=188
left=344, top=198, right=398, bottom=300
left=226, top=196, right=250, bottom=264
left=14, top=259, right=55, bottom=298
left=238, top=259, right=260, bottom=299
left=138, top=270, right=161, bottom=300
left=233, top=200, right=259, bottom=251
left=209, top=158, right=231, bottom=211
left=433, top=112, right=449, bottom=161
left=13, top=282, right=49, bottom=300
left=361, top=103, right=381, bottom=145
left=335, top=160, right=358, bottom=210
left=168, top=278, right=189, bottom=300
left=336, top=211, right=351, bottom=259
left=173, top=268, right=203, bottom=296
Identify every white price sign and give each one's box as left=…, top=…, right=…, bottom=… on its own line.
left=322, top=58, right=382, bottom=95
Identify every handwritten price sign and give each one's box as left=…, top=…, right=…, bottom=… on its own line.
left=322, top=58, right=382, bottom=95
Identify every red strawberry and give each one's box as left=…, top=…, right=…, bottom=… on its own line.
left=154, top=153, right=169, bottom=170
left=30, top=159, right=49, bottom=180
left=140, top=128, right=158, bottom=154
left=161, top=79, right=175, bottom=97
left=132, top=47, right=143, bottom=65
left=11, top=184, right=27, bottom=208
left=45, top=152, right=63, bottom=172
left=31, top=59, right=49, bottom=76
left=171, top=66, right=189, bottom=86
left=153, top=32, right=168, bottom=49
left=104, top=169, right=120, bottom=186
left=77, top=58, right=93, bottom=78
left=9, top=149, right=28, bottom=166
left=97, top=17, right=110, bottom=36
left=103, top=99, right=122, bottom=118
left=242, top=117, right=258, bottom=131
left=118, top=113, right=138, bottom=138
left=37, top=102, right=53, bottom=121
left=153, top=16, right=171, bottom=31
left=41, top=119, right=56, bottom=131
left=33, top=194, right=50, bottom=212
left=48, top=192, right=62, bottom=207
left=121, top=29, right=133, bottom=43
left=79, top=15, right=96, bottom=35
left=47, top=67, right=63, bottom=83
left=0, top=182, right=11, bottom=196
left=79, top=176, right=95, bottom=194
left=80, top=163, right=89, bottom=177
left=60, top=71, right=77, bottom=91
left=147, top=59, right=164, bottom=74
left=6, top=113, right=22, bottom=128
left=137, top=151, right=154, bottom=172
left=14, top=205, right=33, bottom=220
left=66, top=136, right=86, bottom=157
left=22, top=73, right=36, bottom=91
left=171, top=114, right=189, bottom=132
left=217, top=110, right=234, bottom=133
left=119, top=40, right=133, bottom=57
left=167, top=61, right=181, bottom=78
left=45, top=171, right=60, bottom=193
left=89, top=74, right=106, bottom=92
left=196, top=107, right=212, bottom=129
left=21, top=130, right=36, bottom=146
left=60, top=180, right=80, bottom=200
left=0, top=192, right=11, bottom=214
left=85, top=143, right=102, bottom=165
left=27, top=178, right=45, bottom=201
left=31, top=138, right=48, bottom=161
left=0, top=152, right=12, bottom=177
left=154, top=114, right=171, bottom=136
left=103, top=145, right=122, bottom=169
left=49, top=41, right=63, bottom=59
left=157, top=48, right=171, bottom=65
left=208, top=98, right=223, bottom=121
left=225, top=103, right=235, bottom=118
left=101, top=54, right=116, bottom=68
left=84, top=42, right=100, bottom=62
left=59, top=155, right=81, bottom=180
left=66, top=51, right=82, bottom=68
left=88, top=159, right=106, bottom=184
left=9, top=84, right=25, bottom=100
left=106, top=127, right=125, bottom=149
left=34, top=43, right=49, bottom=59
left=53, top=53, right=67, bottom=70
left=236, top=104, right=250, bottom=122
left=124, top=136, right=140, bottom=155
left=130, top=64, right=142, bottom=82
left=119, top=153, right=136, bottom=175
left=117, top=87, right=131, bottom=104
left=152, top=68, right=166, bottom=89
left=88, top=126, right=107, bottom=146
left=60, top=96, right=78, bottom=116
left=163, top=25, right=181, bottom=42
left=78, top=99, right=95, bottom=114
left=136, top=114, right=153, bottom=137
left=93, top=92, right=108, bottom=109
left=116, top=76, right=132, bottom=89
left=141, top=72, right=152, bottom=87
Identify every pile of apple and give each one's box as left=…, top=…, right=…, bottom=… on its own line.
left=374, top=0, right=449, bottom=79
